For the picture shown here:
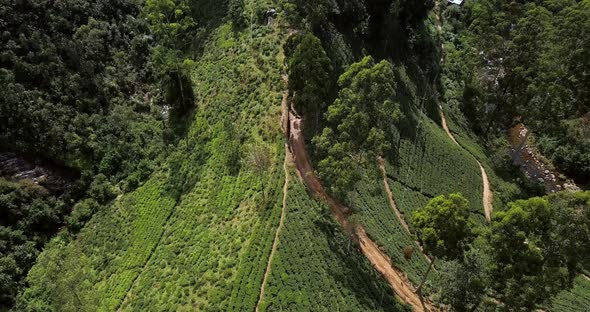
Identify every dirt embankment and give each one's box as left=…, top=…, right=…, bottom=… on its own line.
left=286, top=107, right=434, bottom=311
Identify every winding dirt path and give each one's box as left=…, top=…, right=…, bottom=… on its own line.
left=439, top=105, right=493, bottom=221
left=378, top=157, right=411, bottom=233
left=434, top=0, right=493, bottom=222
left=287, top=108, right=434, bottom=311
left=356, top=227, right=428, bottom=312
left=583, top=274, right=590, bottom=282
left=255, top=92, right=291, bottom=312
left=378, top=157, right=433, bottom=264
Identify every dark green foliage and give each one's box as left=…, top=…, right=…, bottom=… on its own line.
left=144, top=0, right=198, bottom=111
left=436, top=246, right=490, bottom=312
left=313, top=56, right=401, bottom=201
left=0, top=0, right=165, bottom=182
left=441, top=0, right=590, bottom=182
left=228, top=0, right=247, bottom=29
left=0, top=180, right=66, bottom=308
left=286, top=0, right=435, bottom=70
left=285, top=33, right=333, bottom=136
left=487, top=191, right=590, bottom=311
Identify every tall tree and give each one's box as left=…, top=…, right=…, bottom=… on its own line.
left=313, top=56, right=401, bottom=201
left=144, top=0, right=197, bottom=109
left=412, top=193, right=476, bottom=299
left=286, top=33, right=333, bottom=136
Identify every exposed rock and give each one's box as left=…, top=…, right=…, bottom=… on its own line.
left=0, top=152, right=78, bottom=193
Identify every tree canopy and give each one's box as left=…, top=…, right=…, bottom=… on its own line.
left=313, top=56, right=401, bottom=201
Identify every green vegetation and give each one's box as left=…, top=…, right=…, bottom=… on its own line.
left=17, top=176, right=176, bottom=310
left=386, top=115, right=484, bottom=219
left=258, top=170, right=408, bottom=312
left=551, top=275, right=590, bottom=312
left=412, top=193, right=476, bottom=297
left=3, top=0, right=590, bottom=311
left=426, top=191, right=590, bottom=312
left=285, top=33, right=332, bottom=137
left=440, top=0, right=590, bottom=183
left=350, top=172, right=429, bottom=285
left=485, top=192, right=590, bottom=311
left=313, top=56, right=402, bottom=201
left=17, top=4, right=288, bottom=310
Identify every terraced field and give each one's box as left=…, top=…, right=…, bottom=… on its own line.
left=22, top=19, right=289, bottom=311
left=550, top=275, right=590, bottom=312
left=351, top=173, right=429, bottom=286
left=385, top=114, right=485, bottom=224
left=258, top=169, right=410, bottom=312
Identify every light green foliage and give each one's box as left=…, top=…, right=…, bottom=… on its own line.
left=314, top=56, right=401, bottom=201
left=258, top=171, right=409, bottom=312
left=413, top=193, right=475, bottom=260
left=17, top=176, right=176, bottom=311
left=350, top=172, right=429, bottom=285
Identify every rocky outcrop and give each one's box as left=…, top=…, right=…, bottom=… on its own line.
left=0, top=152, right=78, bottom=193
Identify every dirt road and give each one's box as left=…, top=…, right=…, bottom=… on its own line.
left=356, top=227, right=429, bottom=312
left=287, top=109, right=434, bottom=311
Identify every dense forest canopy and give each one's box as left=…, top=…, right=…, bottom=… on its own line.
left=442, top=0, right=590, bottom=183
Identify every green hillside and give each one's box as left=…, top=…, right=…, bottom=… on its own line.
left=1, top=0, right=589, bottom=311
left=259, top=169, right=409, bottom=312
left=17, top=11, right=288, bottom=311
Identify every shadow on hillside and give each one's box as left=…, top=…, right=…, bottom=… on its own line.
left=313, top=218, right=412, bottom=311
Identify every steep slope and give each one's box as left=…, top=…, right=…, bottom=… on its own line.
left=439, top=106, right=493, bottom=221
left=19, top=21, right=287, bottom=311
left=257, top=167, right=409, bottom=312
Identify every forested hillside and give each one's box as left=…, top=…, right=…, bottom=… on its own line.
left=1, top=0, right=589, bottom=311
left=440, top=0, right=590, bottom=183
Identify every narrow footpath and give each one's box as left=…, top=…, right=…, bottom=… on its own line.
left=439, top=105, right=493, bottom=221
left=255, top=91, right=291, bottom=312
left=379, top=157, right=431, bottom=263
left=434, top=1, right=493, bottom=221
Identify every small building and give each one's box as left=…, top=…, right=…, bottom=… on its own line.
left=448, top=0, right=464, bottom=5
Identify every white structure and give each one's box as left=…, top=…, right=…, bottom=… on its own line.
left=448, top=0, right=464, bottom=5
